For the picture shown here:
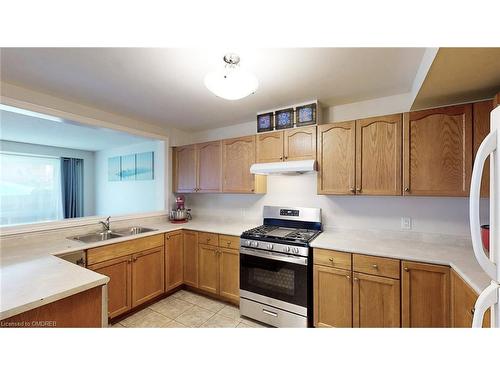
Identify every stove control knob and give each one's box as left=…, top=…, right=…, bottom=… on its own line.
left=293, top=248, right=299, bottom=254
left=285, top=246, right=291, bottom=253
left=245, top=240, right=251, bottom=246
left=251, top=241, right=259, bottom=247
left=266, top=243, right=273, bottom=250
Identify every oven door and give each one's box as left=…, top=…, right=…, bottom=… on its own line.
left=240, top=247, right=308, bottom=309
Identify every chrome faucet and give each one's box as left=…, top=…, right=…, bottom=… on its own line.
left=99, top=216, right=111, bottom=232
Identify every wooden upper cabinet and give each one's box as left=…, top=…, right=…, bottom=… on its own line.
left=131, top=246, right=165, bottom=307
left=401, top=261, right=450, bottom=327
left=284, top=126, right=317, bottom=161
left=223, top=135, right=262, bottom=193
left=356, top=114, right=402, bottom=195
left=183, top=230, right=199, bottom=288
left=174, top=145, right=197, bottom=193
left=403, top=104, right=473, bottom=196
left=313, top=265, right=352, bottom=327
left=256, top=131, right=284, bottom=163
left=88, top=255, right=131, bottom=319
left=451, top=270, right=490, bottom=328
left=473, top=100, right=493, bottom=197
left=165, top=231, right=183, bottom=291
left=317, top=122, right=356, bottom=195
left=353, top=272, right=400, bottom=328
left=196, top=141, right=222, bottom=193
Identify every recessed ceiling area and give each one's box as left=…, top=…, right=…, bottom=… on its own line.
left=412, top=48, right=500, bottom=110
left=0, top=48, right=427, bottom=131
left=0, top=107, right=155, bottom=151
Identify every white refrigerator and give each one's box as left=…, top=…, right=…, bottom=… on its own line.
left=470, top=104, right=500, bottom=328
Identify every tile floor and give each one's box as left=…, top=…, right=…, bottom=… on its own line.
left=111, top=289, right=268, bottom=328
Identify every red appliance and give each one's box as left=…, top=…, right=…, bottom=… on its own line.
left=481, top=224, right=490, bottom=252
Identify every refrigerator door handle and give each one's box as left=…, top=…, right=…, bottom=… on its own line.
left=470, top=130, right=497, bottom=280
left=472, top=281, right=499, bottom=328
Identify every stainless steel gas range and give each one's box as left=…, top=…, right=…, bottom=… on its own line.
left=239, top=206, right=322, bottom=328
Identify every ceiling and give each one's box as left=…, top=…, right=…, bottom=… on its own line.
left=0, top=108, right=154, bottom=151
left=0, top=48, right=427, bottom=131
left=412, top=48, right=500, bottom=110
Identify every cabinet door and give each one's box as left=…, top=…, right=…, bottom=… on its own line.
left=284, top=126, right=317, bottom=161
left=197, top=141, right=222, bottom=192
left=317, top=122, right=356, bottom=195
left=222, top=136, right=257, bottom=193
left=174, top=145, right=197, bottom=193
left=451, top=270, right=490, bottom=328
left=131, top=246, right=165, bottom=307
left=88, top=255, right=132, bottom=319
left=402, top=261, right=450, bottom=327
left=313, top=265, right=352, bottom=327
left=256, top=131, right=284, bottom=163
left=198, top=244, right=219, bottom=295
left=353, top=272, right=400, bottom=328
left=403, top=104, right=472, bottom=196
left=166, top=231, right=184, bottom=291
left=219, top=248, right=239, bottom=304
left=473, top=100, right=493, bottom=198
left=183, top=230, right=199, bottom=287
left=356, top=114, right=402, bottom=195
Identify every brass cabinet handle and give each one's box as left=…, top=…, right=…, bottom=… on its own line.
left=227, top=241, right=231, bottom=246
left=404, top=267, right=409, bottom=272
left=404, top=187, right=410, bottom=192
left=207, top=238, right=211, bottom=242
left=356, top=187, right=361, bottom=193
left=353, top=277, right=359, bottom=282
left=350, top=187, right=356, bottom=193
left=346, top=275, right=351, bottom=279
left=279, top=156, right=283, bottom=160
left=372, top=264, right=378, bottom=269
left=329, top=258, right=334, bottom=262
left=284, top=156, right=288, bottom=160
left=471, top=307, right=475, bottom=316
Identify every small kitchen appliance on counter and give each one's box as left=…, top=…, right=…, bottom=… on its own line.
left=169, top=195, right=192, bottom=223
left=239, top=206, right=322, bottom=328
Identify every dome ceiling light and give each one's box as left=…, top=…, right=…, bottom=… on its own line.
left=204, top=53, right=259, bottom=101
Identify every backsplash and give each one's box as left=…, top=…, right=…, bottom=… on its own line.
left=185, top=173, right=489, bottom=236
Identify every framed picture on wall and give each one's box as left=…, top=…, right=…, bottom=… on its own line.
left=120, top=154, right=136, bottom=181
left=257, top=112, right=274, bottom=132
left=296, top=103, right=317, bottom=126
left=108, top=156, right=121, bottom=181
left=275, top=108, right=294, bottom=130
left=136, top=152, right=154, bottom=180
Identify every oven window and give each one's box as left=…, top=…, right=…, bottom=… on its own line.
left=240, top=252, right=308, bottom=307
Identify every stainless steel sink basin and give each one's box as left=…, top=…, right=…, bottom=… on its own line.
left=70, top=231, right=123, bottom=243
left=68, top=226, right=157, bottom=244
left=113, top=226, right=157, bottom=236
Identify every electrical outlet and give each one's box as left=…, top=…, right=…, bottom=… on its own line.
left=401, top=217, right=412, bottom=230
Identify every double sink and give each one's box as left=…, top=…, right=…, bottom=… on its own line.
left=69, top=226, right=157, bottom=244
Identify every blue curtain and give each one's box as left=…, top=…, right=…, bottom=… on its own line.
left=61, top=157, right=84, bottom=219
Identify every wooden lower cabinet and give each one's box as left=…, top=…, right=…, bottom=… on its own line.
left=198, top=244, right=219, bottom=295
left=166, top=231, right=183, bottom=291
left=131, top=246, right=165, bottom=307
left=451, top=270, right=490, bottom=328
left=353, top=272, right=400, bottom=328
left=88, top=255, right=131, bottom=319
left=219, top=248, right=240, bottom=304
left=183, top=230, right=199, bottom=287
left=401, top=261, right=450, bottom=327
left=313, top=265, right=352, bottom=327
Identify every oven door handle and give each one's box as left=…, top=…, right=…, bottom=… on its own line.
left=240, top=247, right=308, bottom=266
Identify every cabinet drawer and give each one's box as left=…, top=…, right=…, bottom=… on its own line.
left=314, top=248, right=351, bottom=270
left=219, top=235, right=240, bottom=250
left=198, top=232, right=219, bottom=246
left=87, top=234, right=164, bottom=265
left=353, top=254, right=400, bottom=279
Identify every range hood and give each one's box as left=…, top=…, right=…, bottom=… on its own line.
left=250, top=159, right=317, bottom=175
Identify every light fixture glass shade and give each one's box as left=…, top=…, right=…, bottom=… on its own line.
left=204, top=66, right=258, bottom=100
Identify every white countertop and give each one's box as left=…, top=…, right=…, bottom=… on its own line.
left=0, top=217, right=491, bottom=320
left=0, top=218, right=257, bottom=320
left=310, top=228, right=491, bottom=294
